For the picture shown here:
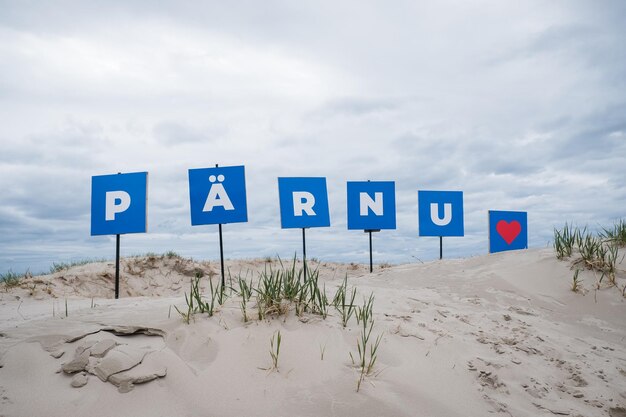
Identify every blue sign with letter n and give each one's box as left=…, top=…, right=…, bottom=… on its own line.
left=188, top=165, right=248, bottom=226
left=489, top=210, right=528, bottom=253
left=347, top=181, right=396, bottom=230
left=91, top=172, right=148, bottom=236
left=278, top=177, right=330, bottom=228
left=418, top=190, right=464, bottom=236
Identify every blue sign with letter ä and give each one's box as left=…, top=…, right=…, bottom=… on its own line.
left=418, top=190, right=464, bottom=236
left=91, top=172, right=148, bottom=236
left=347, top=181, right=396, bottom=230
left=278, top=177, right=330, bottom=228
left=188, top=165, right=248, bottom=225
left=489, top=210, right=528, bottom=253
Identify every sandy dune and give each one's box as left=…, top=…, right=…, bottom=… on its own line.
left=1, top=249, right=625, bottom=417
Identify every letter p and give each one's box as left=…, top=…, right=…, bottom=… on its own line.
left=106, top=191, right=131, bottom=221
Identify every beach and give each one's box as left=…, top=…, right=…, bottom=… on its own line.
left=1, top=248, right=625, bottom=417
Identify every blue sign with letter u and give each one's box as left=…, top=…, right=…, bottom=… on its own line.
left=91, top=172, right=148, bottom=236
left=418, top=190, right=464, bottom=236
left=188, top=165, right=248, bottom=225
left=278, top=177, right=330, bottom=228
left=347, top=181, right=396, bottom=230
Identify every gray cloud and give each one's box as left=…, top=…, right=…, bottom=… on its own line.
left=1, top=1, right=625, bottom=274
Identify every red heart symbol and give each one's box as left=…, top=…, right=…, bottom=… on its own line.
left=496, top=220, right=521, bottom=245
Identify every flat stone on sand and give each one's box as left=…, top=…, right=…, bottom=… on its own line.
left=71, top=372, right=89, bottom=388
left=92, top=346, right=148, bottom=382
left=75, top=340, right=96, bottom=356
left=62, top=351, right=90, bottom=374
left=102, top=325, right=165, bottom=338
left=89, top=339, right=117, bottom=358
left=50, top=350, right=65, bottom=359
left=108, top=359, right=167, bottom=393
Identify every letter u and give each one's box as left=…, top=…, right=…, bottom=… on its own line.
left=430, top=203, right=452, bottom=226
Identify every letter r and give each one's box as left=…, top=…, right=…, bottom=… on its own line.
left=293, top=191, right=316, bottom=216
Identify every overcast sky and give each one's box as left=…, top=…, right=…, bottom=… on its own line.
left=1, top=1, right=625, bottom=275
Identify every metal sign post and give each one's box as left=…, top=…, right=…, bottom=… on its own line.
left=417, top=190, right=464, bottom=261
left=216, top=164, right=226, bottom=290
left=188, top=163, right=248, bottom=293
left=439, top=236, right=443, bottom=260
left=369, top=230, right=373, bottom=272
left=91, top=171, right=148, bottom=300
left=115, top=234, right=120, bottom=299
left=302, top=228, right=307, bottom=281
left=347, top=180, right=395, bottom=273
left=277, top=177, right=330, bottom=283
left=115, top=171, right=121, bottom=299
left=364, top=229, right=381, bottom=273
left=115, top=172, right=121, bottom=299
left=218, top=223, right=226, bottom=289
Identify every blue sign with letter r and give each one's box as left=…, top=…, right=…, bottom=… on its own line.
left=278, top=177, right=330, bottom=229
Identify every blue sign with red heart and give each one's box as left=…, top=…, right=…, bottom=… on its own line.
left=488, top=210, right=528, bottom=253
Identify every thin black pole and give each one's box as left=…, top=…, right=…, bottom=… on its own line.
left=302, top=227, right=307, bottom=281
left=214, top=163, right=226, bottom=290
left=114, top=171, right=121, bottom=299
left=219, top=223, right=225, bottom=289
left=369, top=230, right=373, bottom=273
left=439, top=236, right=443, bottom=260
left=115, top=234, right=120, bottom=299
left=366, top=180, right=373, bottom=273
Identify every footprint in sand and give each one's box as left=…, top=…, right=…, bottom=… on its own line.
left=610, top=407, right=626, bottom=417
left=0, top=386, right=12, bottom=405
left=166, top=327, right=219, bottom=371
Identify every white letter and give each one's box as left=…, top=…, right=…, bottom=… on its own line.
left=293, top=191, right=316, bottom=216
left=360, top=192, right=383, bottom=216
left=430, top=203, right=452, bottom=226
left=105, top=191, right=131, bottom=221
left=203, top=183, right=235, bottom=211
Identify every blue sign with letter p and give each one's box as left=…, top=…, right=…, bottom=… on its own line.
left=91, top=172, right=148, bottom=236
left=418, top=190, right=464, bottom=236
left=278, top=177, right=330, bottom=228
left=347, top=181, right=396, bottom=230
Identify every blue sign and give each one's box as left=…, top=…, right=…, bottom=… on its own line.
left=278, top=177, right=330, bottom=228
left=347, top=181, right=396, bottom=230
left=188, top=165, right=248, bottom=225
left=91, top=172, right=148, bottom=236
left=418, top=190, right=464, bottom=236
left=489, top=210, right=528, bottom=253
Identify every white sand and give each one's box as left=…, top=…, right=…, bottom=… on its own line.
left=1, top=249, right=625, bottom=417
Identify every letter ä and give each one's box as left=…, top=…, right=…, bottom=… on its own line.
left=203, top=182, right=235, bottom=212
